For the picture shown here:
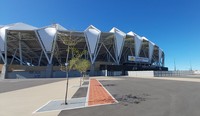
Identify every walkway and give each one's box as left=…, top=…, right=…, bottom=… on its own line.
left=33, top=78, right=118, bottom=114
left=88, top=79, right=116, bottom=106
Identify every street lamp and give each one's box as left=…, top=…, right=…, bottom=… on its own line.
left=64, top=62, right=69, bottom=105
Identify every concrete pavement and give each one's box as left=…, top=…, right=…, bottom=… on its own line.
left=1, top=76, right=200, bottom=116
left=59, top=76, right=200, bottom=116
left=0, top=78, right=64, bottom=93
left=0, top=78, right=80, bottom=116
left=0, top=77, right=121, bottom=116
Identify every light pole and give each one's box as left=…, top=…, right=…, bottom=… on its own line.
left=64, top=62, right=69, bottom=105
left=190, top=60, right=193, bottom=71
left=174, top=58, right=176, bottom=71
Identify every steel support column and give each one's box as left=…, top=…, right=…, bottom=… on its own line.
left=10, top=49, right=17, bottom=65
left=0, top=50, right=5, bottom=63
left=38, top=51, right=43, bottom=66
left=50, top=30, right=58, bottom=64
left=102, top=43, right=117, bottom=63
left=18, top=32, right=23, bottom=65
left=1, top=30, right=8, bottom=79
left=35, top=30, right=51, bottom=64
left=91, top=43, right=102, bottom=64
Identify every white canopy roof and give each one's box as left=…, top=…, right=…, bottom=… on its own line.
left=0, top=23, right=38, bottom=51
left=141, top=36, right=148, bottom=41
left=84, top=25, right=101, bottom=55
left=37, top=23, right=67, bottom=52
left=127, top=31, right=143, bottom=57
left=7, top=22, right=38, bottom=30
left=56, top=24, right=67, bottom=31
left=0, top=26, right=11, bottom=51
left=0, top=22, right=164, bottom=66
left=159, top=48, right=163, bottom=63
left=37, top=26, right=56, bottom=52
left=149, top=41, right=155, bottom=62
left=110, top=27, right=126, bottom=62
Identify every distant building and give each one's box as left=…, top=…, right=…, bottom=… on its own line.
left=0, top=23, right=167, bottom=78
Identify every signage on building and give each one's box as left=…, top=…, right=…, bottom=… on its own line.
left=128, top=56, right=149, bottom=62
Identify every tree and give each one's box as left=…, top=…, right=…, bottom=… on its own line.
left=76, top=59, right=91, bottom=86
left=76, top=59, right=90, bottom=77
left=60, top=48, right=87, bottom=70
left=67, top=49, right=90, bottom=86
left=59, top=31, right=81, bottom=105
left=59, top=31, right=91, bottom=104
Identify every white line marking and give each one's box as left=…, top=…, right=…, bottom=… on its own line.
left=33, top=79, right=118, bottom=114
left=32, top=100, right=52, bottom=114
left=33, top=101, right=116, bottom=114
left=34, top=105, right=86, bottom=113
left=86, top=102, right=117, bottom=108
left=33, top=98, right=87, bottom=114
left=85, top=78, right=90, bottom=106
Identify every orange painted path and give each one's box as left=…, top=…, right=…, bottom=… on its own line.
left=88, top=79, right=116, bottom=106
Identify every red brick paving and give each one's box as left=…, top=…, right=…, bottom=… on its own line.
left=88, top=79, right=116, bottom=106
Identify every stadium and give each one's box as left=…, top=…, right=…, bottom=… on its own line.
left=0, top=23, right=167, bottom=79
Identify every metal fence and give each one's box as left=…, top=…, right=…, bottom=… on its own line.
left=154, top=71, right=194, bottom=77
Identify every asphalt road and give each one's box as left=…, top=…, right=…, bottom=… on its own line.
left=0, top=78, right=65, bottom=93
left=59, top=77, right=200, bottom=116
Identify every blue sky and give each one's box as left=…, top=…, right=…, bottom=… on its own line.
left=1, top=0, right=200, bottom=70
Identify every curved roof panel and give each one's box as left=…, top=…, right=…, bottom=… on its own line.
left=128, top=32, right=143, bottom=57
left=37, top=27, right=56, bottom=52
left=0, top=26, right=11, bottom=51
left=149, top=41, right=155, bottom=61
left=84, top=25, right=101, bottom=54
left=110, top=27, right=126, bottom=59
